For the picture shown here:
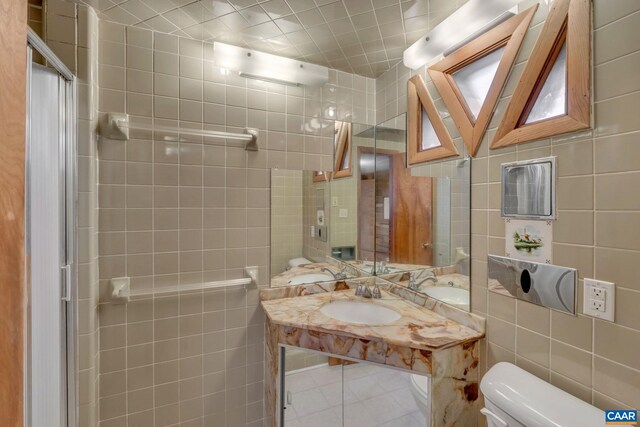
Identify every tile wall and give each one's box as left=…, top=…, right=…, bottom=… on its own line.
left=376, top=0, right=640, bottom=415
left=94, top=18, right=375, bottom=426
left=45, top=0, right=101, bottom=424
left=270, top=170, right=303, bottom=276
left=302, top=172, right=331, bottom=262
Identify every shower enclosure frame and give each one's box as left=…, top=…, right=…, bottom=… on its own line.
left=25, top=29, right=77, bottom=427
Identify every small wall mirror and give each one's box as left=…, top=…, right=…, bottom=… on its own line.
left=501, top=157, right=556, bottom=219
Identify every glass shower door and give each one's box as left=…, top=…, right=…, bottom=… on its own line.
left=26, top=45, right=75, bottom=427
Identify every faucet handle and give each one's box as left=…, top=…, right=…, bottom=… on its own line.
left=372, top=283, right=381, bottom=299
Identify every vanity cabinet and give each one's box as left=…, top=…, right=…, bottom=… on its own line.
left=281, top=346, right=429, bottom=427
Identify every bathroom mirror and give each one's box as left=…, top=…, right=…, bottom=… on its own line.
left=374, top=113, right=472, bottom=311
left=501, top=157, right=556, bottom=219
left=328, top=122, right=378, bottom=273
left=269, top=169, right=363, bottom=288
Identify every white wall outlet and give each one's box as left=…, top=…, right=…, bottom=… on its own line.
left=339, top=208, right=348, bottom=218
left=583, top=278, right=615, bottom=321
left=332, top=197, right=338, bottom=206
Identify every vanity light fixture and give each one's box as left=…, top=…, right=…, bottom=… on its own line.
left=213, top=42, right=329, bottom=87
left=402, top=0, right=521, bottom=70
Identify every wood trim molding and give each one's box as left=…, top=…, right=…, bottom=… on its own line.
left=332, top=121, right=353, bottom=179
left=407, top=75, right=459, bottom=165
left=427, top=5, right=538, bottom=157
left=0, top=0, right=28, bottom=425
left=312, top=170, right=331, bottom=183
left=491, top=0, right=591, bottom=149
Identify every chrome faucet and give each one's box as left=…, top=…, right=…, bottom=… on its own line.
left=408, top=272, right=437, bottom=290
left=376, top=261, right=390, bottom=274
left=321, top=267, right=347, bottom=280
left=356, top=280, right=382, bottom=299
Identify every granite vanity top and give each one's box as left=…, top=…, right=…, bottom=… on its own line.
left=261, top=288, right=483, bottom=351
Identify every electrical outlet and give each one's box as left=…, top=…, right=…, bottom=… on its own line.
left=590, top=298, right=605, bottom=312
left=583, top=278, right=615, bottom=321
left=339, top=208, right=348, bottom=218
left=591, top=287, right=605, bottom=300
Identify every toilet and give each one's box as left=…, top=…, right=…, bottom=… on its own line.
left=287, top=257, right=312, bottom=269
left=410, top=373, right=431, bottom=421
left=481, top=362, right=604, bottom=426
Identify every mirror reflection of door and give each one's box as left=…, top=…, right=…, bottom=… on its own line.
left=358, top=147, right=433, bottom=265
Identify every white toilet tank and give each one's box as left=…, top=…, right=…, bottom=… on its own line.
left=480, top=362, right=604, bottom=427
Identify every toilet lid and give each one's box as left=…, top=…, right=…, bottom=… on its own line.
left=410, top=374, right=430, bottom=399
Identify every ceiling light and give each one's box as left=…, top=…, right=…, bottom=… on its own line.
left=213, top=42, right=329, bottom=86
left=403, top=0, right=521, bottom=70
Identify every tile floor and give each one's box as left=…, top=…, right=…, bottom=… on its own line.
left=284, top=362, right=428, bottom=427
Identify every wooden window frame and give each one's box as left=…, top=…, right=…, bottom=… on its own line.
left=312, top=170, right=331, bottom=183
left=427, top=5, right=538, bottom=157
left=407, top=74, right=459, bottom=165
left=332, top=121, right=353, bottom=179
left=491, top=0, right=590, bottom=149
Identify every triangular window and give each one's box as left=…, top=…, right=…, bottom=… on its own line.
left=523, top=42, right=567, bottom=124
left=492, top=0, right=590, bottom=149
left=452, top=46, right=506, bottom=121
left=427, top=5, right=538, bottom=156
left=407, top=75, right=459, bottom=165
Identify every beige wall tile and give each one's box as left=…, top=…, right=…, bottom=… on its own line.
left=516, top=328, right=550, bottom=367
left=550, top=340, right=592, bottom=387
left=595, top=248, right=640, bottom=292
left=595, top=132, right=640, bottom=173
left=595, top=212, right=640, bottom=250
left=488, top=291, right=515, bottom=323
left=594, top=10, right=640, bottom=64
left=551, top=311, right=593, bottom=352
left=593, top=356, right=640, bottom=409
left=595, top=172, right=640, bottom=210
left=554, top=211, right=593, bottom=245
left=487, top=316, right=515, bottom=352
left=549, top=372, right=592, bottom=404
left=594, top=321, right=640, bottom=370
left=516, top=300, right=550, bottom=336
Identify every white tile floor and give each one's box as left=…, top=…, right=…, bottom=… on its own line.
left=284, top=363, right=428, bottom=427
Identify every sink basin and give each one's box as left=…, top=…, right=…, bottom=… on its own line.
left=423, top=287, right=469, bottom=308
left=320, top=300, right=401, bottom=325
left=288, top=273, right=333, bottom=285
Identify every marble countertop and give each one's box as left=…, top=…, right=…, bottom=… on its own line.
left=261, top=288, right=483, bottom=351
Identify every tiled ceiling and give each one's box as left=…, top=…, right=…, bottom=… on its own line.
left=82, top=0, right=466, bottom=77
